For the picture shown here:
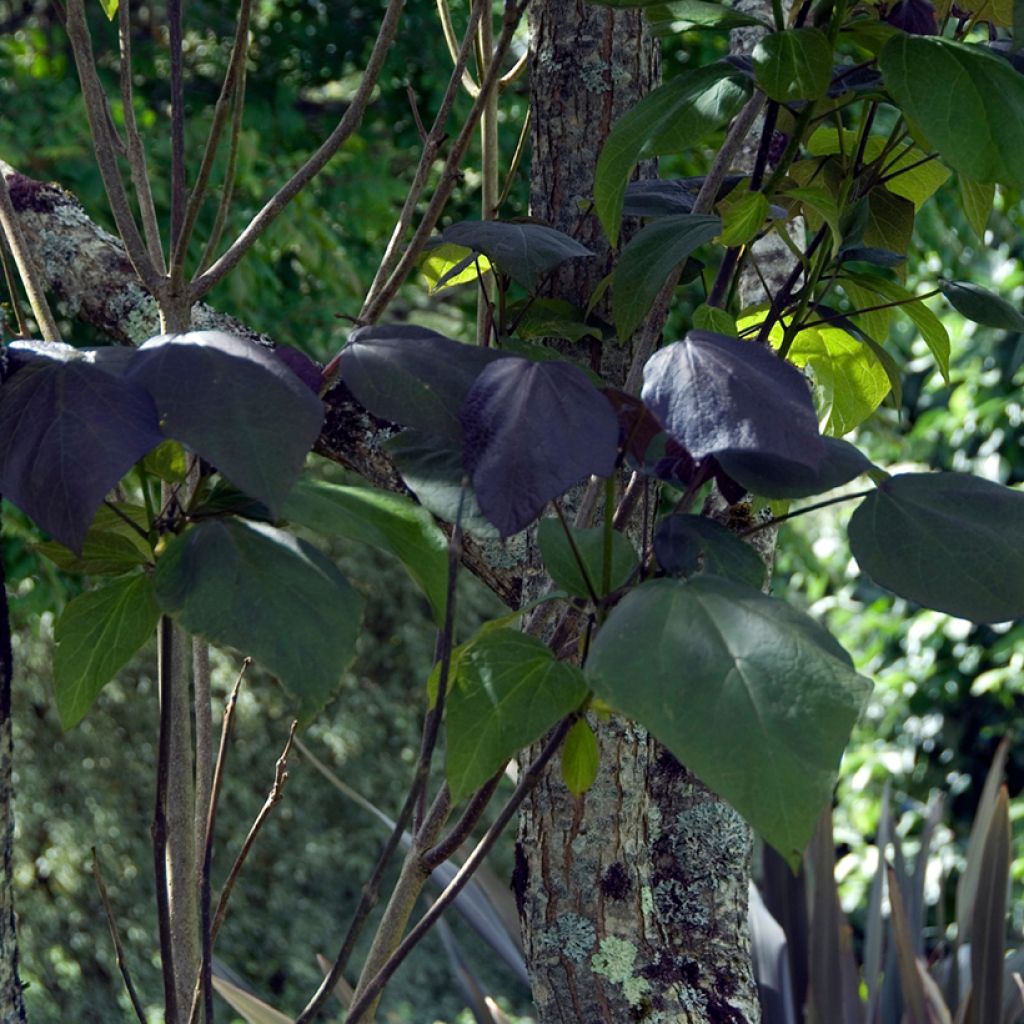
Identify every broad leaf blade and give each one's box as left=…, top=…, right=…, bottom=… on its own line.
left=341, top=325, right=505, bottom=442
left=941, top=280, right=1024, bottom=331
left=879, top=36, right=1024, bottom=187
left=641, top=330, right=825, bottom=467
left=561, top=718, right=600, bottom=795
left=536, top=518, right=638, bottom=599
left=446, top=630, right=587, bottom=801
left=585, top=576, right=871, bottom=864
left=127, top=331, right=324, bottom=516
left=611, top=214, right=721, bottom=340
left=0, top=359, right=163, bottom=551
left=53, top=573, right=160, bottom=729
left=848, top=473, right=1024, bottom=622
left=36, top=503, right=152, bottom=576
left=595, top=63, right=751, bottom=243
left=652, top=514, right=765, bottom=587
left=461, top=359, right=619, bottom=537
left=440, top=221, right=593, bottom=291
left=283, top=477, right=450, bottom=624
left=754, top=28, right=834, bottom=102
left=155, top=519, right=363, bottom=719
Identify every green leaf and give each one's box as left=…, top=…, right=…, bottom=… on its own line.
left=419, top=242, right=491, bottom=294
left=36, top=503, right=152, bottom=576
left=958, top=175, right=995, bottom=241
left=561, top=718, right=600, bottom=795
left=611, top=214, right=721, bottom=339
left=446, top=630, right=588, bottom=801
left=653, top=514, right=766, bottom=587
left=839, top=276, right=891, bottom=351
left=693, top=303, right=737, bottom=336
left=53, top=573, right=159, bottom=729
left=941, top=280, right=1024, bottom=332
left=98, top=0, right=118, bottom=19
left=863, top=187, right=914, bottom=263
left=879, top=36, right=1024, bottom=187
left=595, top=63, right=750, bottom=243
left=505, top=298, right=599, bottom=343
left=585, top=576, right=871, bottom=866
left=716, top=191, right=769, bottom=247
left=641, top=0, right=772, bottom=30
left=155, top=519, right=363, bottom=719
left=847, top=473, right=1024, bottom=623
left=211, top=977, right=292, bottom=1024
left=283, top=477, right=450, bottom=625
left=141, top=440, right=188, bottom=483
left=536, top=518, right=638, bottom=599
left=842, top=273, right=950, bottom=381
left=783, top=185, right=843, bottom=252
left=753, top=28, right=834, bottom=102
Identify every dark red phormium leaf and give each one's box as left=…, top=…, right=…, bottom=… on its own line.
left=460, top=358, right=619, bottom=537
left=641, top=330, right=825, bottom=469
left=126, top=331, right=324, bottom=517
left=0, top=357, right=163, bottom=551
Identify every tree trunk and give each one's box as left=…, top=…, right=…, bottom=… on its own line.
left=517, top=4, right=761, bottom=1021
left=0, top=511, right=28, bottom=1023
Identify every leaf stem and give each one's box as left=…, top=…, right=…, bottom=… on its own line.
left=738, top=487, right=875, bottom=538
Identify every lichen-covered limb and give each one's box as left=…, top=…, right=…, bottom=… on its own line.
left=0, top=162, right=522, bottom=608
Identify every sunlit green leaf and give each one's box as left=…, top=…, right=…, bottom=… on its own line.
left=716, top=190, right=769, bottom=247
left=36, top=504, right=151, bottom=576
left=561, top=718, right=600, bottom=795
left=958, top=175, right=995, bottom=241
left=420, top=242, right=491, bottom=294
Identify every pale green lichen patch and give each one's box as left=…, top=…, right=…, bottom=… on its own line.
left=540, top=912, right=597, bottom=964
left=591, top=935, right=650, bottom=1007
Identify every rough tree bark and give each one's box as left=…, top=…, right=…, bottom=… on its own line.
left=515, top=5, right=761, bottom=1022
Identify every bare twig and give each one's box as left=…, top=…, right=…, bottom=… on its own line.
left=0, top=171, right=61, bottom=341
left=173, top=0, right=254, bottom=284
left=343, top=715, right=577, bottom=1024
left=422, top=771, right=503, bottom=870
left=360, top=0, right=530, bottom=324
left=91, top=849, right=148, bottom=1024
left=118, top=0, right=166, bottom=273
left=64, top=0, right=162, bottom=295
left=190, top=0, right=405, bottom=298
left=437, top=0, right=480, bottom=94
left=168, top=0, right=187, bottom=259
left=361, top=0, right=486, bottom=318
left=209, top=721, right=297, bottom=941
left=0, top=230, right=28, bottom=337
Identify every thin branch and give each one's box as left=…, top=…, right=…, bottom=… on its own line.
left=360, top=0, right=486, bottom=321
left=190, top=0, right=405, bottom=298
left=0, top=230, right=28, bottom=337
left=495, top=107, right=531, bottom=213
left=168, top=0, right=187, bottom=259
left=499, top=47, right=528, bottom=88
left=173, top=0, right=254, bottom=284
left=209, top=721, right=297, bottom=941
left=187, top=661, right=248, bottom=1024
left=118, top=0, right=166, bottom=274
left=342, top=715, right=577, bottom=1024
left=153, top=617, right=180, bottom=1024
left=422, top=772, right=503, bottom=871
left=738, top=487, right=876, bottom=538
left=359, top=0, right=530, bottom=324
left=91, top=849, right=148, bottom=1024
left=64, top=0, right=162, bottom=294
left=0, top=171, right=60, bottom=341
left=437, top=0, right=480, bottom=95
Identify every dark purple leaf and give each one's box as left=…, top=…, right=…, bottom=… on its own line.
left=274, top=346, right=324, bottom=393
left=653, top=514, right=765, bottom=587
left=0, top=359, right=162, bottom=551
left=622, top=176, right=744, bottom=218
left=460, top=358, right=619, bottom=537
left=341, top=325, right=506, bottom=442
left=440, top=220, right=593, bottom=291
left=716, top=437, right=877, bottom=499
left=828, top=65, right=885, bottom=97
left=126, top=331, right=323, bottom=517
left=641, top=330, right=825, bottom=468
left=883, top=0, right=938, bottom=35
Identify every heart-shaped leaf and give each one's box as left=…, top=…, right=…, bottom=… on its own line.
left=439, top=221, right=593, bottom=291
left=879, top=36, right=1024, bottom=187
left=653, top=514, right=765, bottom=587
left=0, top=357, right=162, bottom=551
left=847, top=472, right=1024, bottom=622
left=283, top=477, right=450, bottom=624
left=36, top=503, right=152, bottom=576
left=585, top=576, right=871, bottom=866
left=716, top=437, right=877, bottom=499
left=341, top=325, right=505, bottom=442
left=126, top=331, right=324, bottom=517
left=53, top=572, right=160, bottom=729
left=641, top=331, right=825, bottom=468
left=536, top=518, right=639, bottom=599
left=155, top=519, right=363, bottom=719
left=461, top=359, right=620, bottom=537
left=446, top=629, right=587, bottom=802
left=611, top=214, right=721, bottom=339
left=753, top=28, right=834, bottom=102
